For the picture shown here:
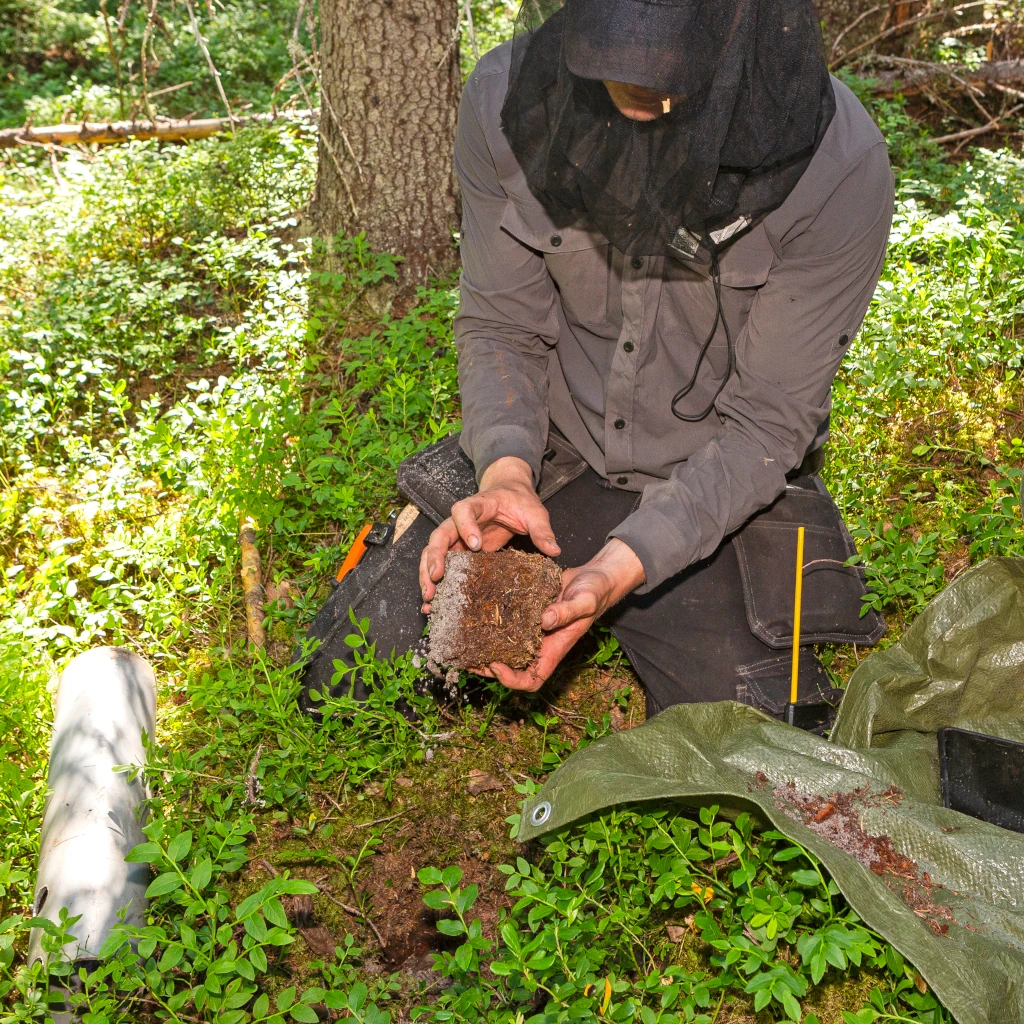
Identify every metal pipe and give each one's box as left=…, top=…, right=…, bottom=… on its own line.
left=28, top=647, right=156, bottom=970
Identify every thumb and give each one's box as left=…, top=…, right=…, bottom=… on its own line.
left=525, top=504, right=561, bottom=557
left=541, top=590, right=597, bottom=631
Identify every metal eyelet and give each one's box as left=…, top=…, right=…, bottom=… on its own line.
left=530, top=801, right=552, bottom=826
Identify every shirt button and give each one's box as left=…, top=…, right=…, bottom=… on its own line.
left=631, top=257, right=643, bottom=270
left=623, top=341, right=634, bottom=353
left=550, top=235, right=562, bottom=247
left=617, top=476, right=629, bottom=485
left=614, top=418, right=626, bottom=429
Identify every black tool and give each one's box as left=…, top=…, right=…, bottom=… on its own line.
left=938, top=726, right=1024, bottom=834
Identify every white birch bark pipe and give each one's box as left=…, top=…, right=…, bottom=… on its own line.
left=28, top=648, right=156, bottom=967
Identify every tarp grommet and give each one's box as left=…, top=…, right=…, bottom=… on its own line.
left=530, top=801, right=551, bottom=826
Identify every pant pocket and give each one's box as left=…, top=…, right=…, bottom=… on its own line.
left=733, top=479, right=885, bottom=649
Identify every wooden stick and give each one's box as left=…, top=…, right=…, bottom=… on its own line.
left=790, top=526, right=806, bottom=707
left=863, top=58, right=1024, bottom=96
left=0, top=109, right=316, bottom=149
left=239, top=516, right=266, bottom=649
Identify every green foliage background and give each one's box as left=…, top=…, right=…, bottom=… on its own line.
left=0, top=3, right=1022, bottom=1022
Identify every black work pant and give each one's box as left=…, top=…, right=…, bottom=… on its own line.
left=299, top=465, right=863, bottom=721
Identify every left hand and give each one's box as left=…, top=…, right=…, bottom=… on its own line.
left=480, top=539, right=646, bottom=692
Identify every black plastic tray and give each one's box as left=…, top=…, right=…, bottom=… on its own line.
left=938, top=726, right=1024, bottom=834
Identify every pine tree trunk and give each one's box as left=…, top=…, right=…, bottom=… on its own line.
left=312, top=0, right=462, bottom=292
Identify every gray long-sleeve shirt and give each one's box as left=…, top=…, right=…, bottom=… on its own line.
left=454, top=42, right=894, bottom=592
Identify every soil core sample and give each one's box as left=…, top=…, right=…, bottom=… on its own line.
left=428, top=550, right=562, bottom=675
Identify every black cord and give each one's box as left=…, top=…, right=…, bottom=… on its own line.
left=670, top=250, right=734, bottom=422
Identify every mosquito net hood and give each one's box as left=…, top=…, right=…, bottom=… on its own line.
left=499, top=0, right=836, bottom=262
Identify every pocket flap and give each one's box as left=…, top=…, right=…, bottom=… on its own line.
left=716, top=223, right=774, bottom=288
left=500, top=199, right=607, bottom=253
left=734, top=481, right=886, bottom=648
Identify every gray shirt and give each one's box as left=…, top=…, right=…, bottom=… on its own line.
left=454, top=42, right=894, bottom=592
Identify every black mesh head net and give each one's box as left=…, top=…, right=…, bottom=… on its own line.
left=500, top=0, right=836, bottom=262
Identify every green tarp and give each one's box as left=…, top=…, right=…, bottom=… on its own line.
left=520, top=557, right=1024, bottom=1024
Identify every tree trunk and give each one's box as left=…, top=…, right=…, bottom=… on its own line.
left=312, top=0, right=462, bottom=292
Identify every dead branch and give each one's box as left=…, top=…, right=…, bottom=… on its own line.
left=182, top=0, right=236, bottom=127
left=139, top=0, right=159, bottom=122
left=863, top=58, right=1024, bottom=94
left=463, top=0, right=480, bottom=61
left=830, top=3, right=890, bottom=59
left=831, top=1, right=1006, bottom=69
left=0, top=109, right=316, bottom=148
left=239, top=515, right=266, bottom=649
left=931, top=100, right=1024, bottom=144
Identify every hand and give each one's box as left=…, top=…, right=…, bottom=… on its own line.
left=484, top=538, right=646, bottom=692
left=419, top=456, right=560, bottom=610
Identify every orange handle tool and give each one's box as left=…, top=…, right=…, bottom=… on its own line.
left=336, top=523, right=373, bottom=584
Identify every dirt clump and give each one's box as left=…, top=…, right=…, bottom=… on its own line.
left=774, top=783, right=955, bottom=936
left=428, top=550, right=562, bottom=674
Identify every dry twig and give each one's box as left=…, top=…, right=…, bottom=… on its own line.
left=238, top=516, right=265, bottom=649
left=182, top=0, right=236, bottom=127
left=831, top=1, right=1006, bottom=69
left=932, top=100, right=1024, bottom=144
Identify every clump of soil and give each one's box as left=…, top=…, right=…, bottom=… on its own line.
left=428, top=550, right=562, bottom=674
left=775, top=783, right=955, bottom=936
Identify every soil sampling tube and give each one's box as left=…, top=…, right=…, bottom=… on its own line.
left=28, top=647, right=156, bottom=974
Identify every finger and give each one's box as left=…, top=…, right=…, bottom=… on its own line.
left=421, top=519, right=461, bottom=596
left=421, top=601, right=432, bottom=615
left=541, top=591, right=599, bottom=631
left=451, top=495, right=497, bottom=552
left=470, top=665, right=495, bottom=678
left=524, top=504, right=561, bottom=557
left=491, top=661, right=545, bottom=692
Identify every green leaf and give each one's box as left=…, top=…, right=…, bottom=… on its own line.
left=253, top=993, right=270, bottom=1018
left=753, top=987, right=772, bottom=1012
left=790, top=870, right=821, bottom=886
left=455, top=883, right=478, bottom=916
left=167, top=831, right=193, bottom=863
left=441, top=865, right=463, bottom=888
left=348, top=983, right=368, bottom=1012
left=158, top=944, right=183, bottom=971
left=125, top=842, right=163, bottom=864
left=436, top=919, right=464, bottom=936
left=146, top=872, right=183, bottom=899
left=282, top=880, right=318, bottom=896
left=781, top=990, right=802, bottom=1021
left=277, top=986, right=296, bottom=1011
left=265, top=898, right=289, bottom=929
left=250, top=946, right=268, bottom=973
left=190, top=857, right=213, bottom=891
left=290, top=1004, right=319, bottom=1023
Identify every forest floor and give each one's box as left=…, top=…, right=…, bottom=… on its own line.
left=1, top=67, right=1023, bottom=1024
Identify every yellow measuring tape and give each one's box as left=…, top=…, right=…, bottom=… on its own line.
left=790, top=525, right=806, bottom=706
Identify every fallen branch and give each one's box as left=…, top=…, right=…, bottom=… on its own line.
left=321, top=890, right=387, bottom=948
left=238, top=516, right=266, bottom=649
left=864, top=58, right=1024, bottom=95
left=0, top=109, right=316, bottom=149
left=931, top=100, right=1024, bottom=144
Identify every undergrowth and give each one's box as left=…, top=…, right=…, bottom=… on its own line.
left=0, top=82, right=1021, bottom=1024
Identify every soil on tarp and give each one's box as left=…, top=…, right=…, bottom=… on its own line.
left=428, top=550, right=562, bottom=673
left=774, top=783, right=955, bottom=937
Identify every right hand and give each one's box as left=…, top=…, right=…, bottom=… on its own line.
left=419, top=455, right=560, bottom=611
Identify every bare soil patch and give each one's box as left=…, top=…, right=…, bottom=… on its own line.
left=774, top=783, right=955, bottom=936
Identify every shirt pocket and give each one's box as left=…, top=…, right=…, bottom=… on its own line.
left=716, top=223, right=775, bottom=323
left=499, top=200, right=616, bottom=329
